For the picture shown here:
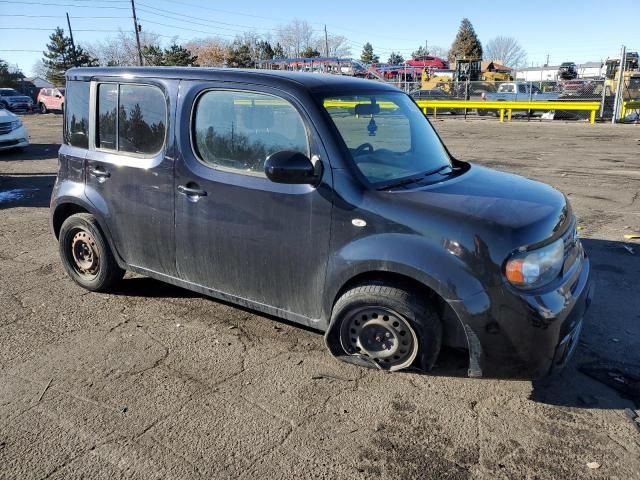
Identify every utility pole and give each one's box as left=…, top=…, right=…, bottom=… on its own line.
left=612, top=44, right=626, bottom=124
left=425, top=40, right=428, bottom=55
left=545, top=53, right=549, bottom=67
left=66, top=13, right=78, bottom=66
left=130, top=0, right=143, bottom=66
left=324, top=25, right=329, bottom=58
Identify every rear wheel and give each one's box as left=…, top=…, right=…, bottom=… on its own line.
left=58, top=213, right=124, bottom=291
left=331, top=283, right=442, bottom=372
left=40, top=102, right=47, bottom=114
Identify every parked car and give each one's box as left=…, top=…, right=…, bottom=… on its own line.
left=37, top=87, right=65, bottom=113
left=51, top=67, right=593, bottom=378
left=0, top=88, right=33, bottom=113
left=0, top=107, right=29, bottom=151
left=558, top=62, right=578, bottom=80
left=560, top=80, right=597, bottom=97
left=482, top=82, right=560, bottom=101
left=409, top=89, right=457, bottom=114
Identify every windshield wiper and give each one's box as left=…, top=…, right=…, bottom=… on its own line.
left=423, top=164, right=452, bottom=176
left=377, top=165, right=453, bottom=190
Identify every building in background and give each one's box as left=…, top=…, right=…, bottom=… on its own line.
left=515, top=62, right=603, bottom=81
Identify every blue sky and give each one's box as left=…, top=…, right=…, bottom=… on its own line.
left=0, top=0, right=637, bottom=76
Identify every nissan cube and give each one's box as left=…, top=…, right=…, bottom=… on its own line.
left=50, top=67, right=593, bottom=378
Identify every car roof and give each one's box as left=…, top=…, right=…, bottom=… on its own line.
left=66, top=67, right=400, bottom=95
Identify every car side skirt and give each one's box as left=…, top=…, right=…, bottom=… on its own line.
left=126, top=264, right=326, bottom=331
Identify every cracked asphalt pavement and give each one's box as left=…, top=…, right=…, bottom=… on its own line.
left=1, top=114, right=639, bottom=479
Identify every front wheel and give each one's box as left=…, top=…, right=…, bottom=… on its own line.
left=58, top=213, right=124, bottom=291
left=331, top=283, right=442, bottom=372
left=40, top=102, right=47, bottom=114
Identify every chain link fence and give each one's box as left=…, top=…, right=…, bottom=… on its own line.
left=399, top=78, right=640, bottom=121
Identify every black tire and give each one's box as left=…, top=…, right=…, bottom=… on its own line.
left=331, top=283, right=442, bottom=372
left=40, top=102, right=47, bottom=114
left=58, top=213, right=124, bottom=292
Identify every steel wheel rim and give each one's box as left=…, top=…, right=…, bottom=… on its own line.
left=340, top=307, right=418, bottom=371
left=70, top=229, right=100, bottom=278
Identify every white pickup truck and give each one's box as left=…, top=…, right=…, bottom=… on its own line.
left=482, top=82, right=560, bottom=101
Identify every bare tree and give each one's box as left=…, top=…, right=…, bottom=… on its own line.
left=317, top=34, right=351, bottom=57
left=31, top=60, right=49, bottom=79
left=428, top=45, right=449, bottom=60
left=276, top=19, right=315, bottom=57
left=84, top=30, right=161, bottom=66
left=485, top=36, right=527, bottom=68
left=184, top=37, right=229, bottom=67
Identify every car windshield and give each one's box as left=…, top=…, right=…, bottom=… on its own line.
left=321, top=92, right=451, bottom=186
left=0, top=89, right=20, bottom=96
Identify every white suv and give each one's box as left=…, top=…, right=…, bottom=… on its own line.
left=0, top=108, right=29, bottom=151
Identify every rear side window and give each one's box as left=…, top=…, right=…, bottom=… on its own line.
left=64, top=80, right=89, bottom=148
left=96, top=83, right=166, bottom=155
left=193, top=90, right=308, bottom=175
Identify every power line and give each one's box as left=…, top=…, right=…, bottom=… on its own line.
left=0, top=0, right=129, bottom=9
left=136, top=2, right=278, bottom=31
left=0, top=27, right=127, bottom=32
left=3, top=14, right=127, bottom=18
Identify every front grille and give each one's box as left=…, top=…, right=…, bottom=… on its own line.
left=0, top=122, right=13, bottom=135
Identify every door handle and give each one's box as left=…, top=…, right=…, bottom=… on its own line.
left=89, top=167, right=111, bottom=179
left=177, top=184, right=207, bottom=197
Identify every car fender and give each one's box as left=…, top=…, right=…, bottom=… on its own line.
left=323, top=232, right=489, bottom=318
left=50, top=186, right=126, bottom=269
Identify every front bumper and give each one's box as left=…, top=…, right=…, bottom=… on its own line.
left=456, top=247, right=593, bottom=379
left=0, top=125, right=29, bottom=151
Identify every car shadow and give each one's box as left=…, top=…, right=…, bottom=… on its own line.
left=529, top=238, right=640, bottom=410
left=0, top=173, right=55, bottom=209
left=112, top=276, right=202, bottom=299
left=108, top=238, right=640, bottom=411
left=0, top=143, right=60, bottom=161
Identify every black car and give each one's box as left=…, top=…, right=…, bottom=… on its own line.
left=50, top=67, right=593, bottom=378
left=558, top=62, right=578, bottom=80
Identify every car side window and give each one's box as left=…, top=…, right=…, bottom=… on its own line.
left=193, top=90, right=309, bottom=176
left=96, top=83, right=166, bottom=155
left=64, top=80, right=90, bottom=148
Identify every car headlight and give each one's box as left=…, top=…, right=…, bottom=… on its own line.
left=505, top=238, right=564, bottom=289
left=9, top=119, right=22, bottom=131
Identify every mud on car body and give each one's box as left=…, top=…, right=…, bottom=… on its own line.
left=50, top=67, right=593, bottom=378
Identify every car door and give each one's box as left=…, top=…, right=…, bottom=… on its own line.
left=174, top=82, right=333, bottom=322
left=84, top=79, right=177, bottom=276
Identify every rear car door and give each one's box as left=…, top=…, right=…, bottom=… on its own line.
left=174, top=82, right=332, bottom=322
left=84, top=79, right=177, bottom=276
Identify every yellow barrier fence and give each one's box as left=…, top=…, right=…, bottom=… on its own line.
left=621, top=100, right=640, bottom=120
left=321, top=99, right=601, bottom=124
left=414, top=100, right=601, bottom=124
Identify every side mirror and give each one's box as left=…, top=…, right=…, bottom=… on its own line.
left=264, top=150, right=321, bottom=185
left=56, top=94, right=62, bottom=98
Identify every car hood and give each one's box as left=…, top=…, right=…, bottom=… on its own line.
left=380, top=164, right=571, bottom=248
left=2, top=95, right=32, bottom=103
left=0, top=109, right=18, bottom=120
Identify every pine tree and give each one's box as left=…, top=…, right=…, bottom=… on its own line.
left=142, top=45, right=165, bottom=66
left=0, top=59, right=24, bottom=88
left=227, top=41, right=253, bottom=68
left=255, top=40, right=275, bottom=61
left=449, top=18, right=483, bottom=63
left=42, top=27, right=96, bottom=86
left=387, top=52, right=404, bottom=65
left=411, top=45, right=427, bottom=58
left=273, top=43, right=285, bottom=59
left=163, top=44, right=198, bottom=66
left=300, top=47, right=320, bottom=58
left=360, top=42, right=379, bottom=64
